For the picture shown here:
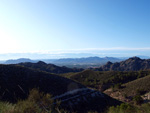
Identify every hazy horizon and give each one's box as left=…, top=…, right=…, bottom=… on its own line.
left=0, top=52, right=150, bottom=61
left=0, top=0, right=149, bottom=59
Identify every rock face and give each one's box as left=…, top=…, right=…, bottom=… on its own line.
left=97, top=57, right=150, bottom=71
left=52, top=88, right=121, bottom=112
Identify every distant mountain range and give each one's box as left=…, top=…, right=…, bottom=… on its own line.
left=97, top=57, right=150, bottom=71
left=51, top=56, right=122, bottom=64
left=4, top=58, right=37, bottom=64
left=3, top=56, right=150, bottom=70
left=3, top=57, right=124, bottom=68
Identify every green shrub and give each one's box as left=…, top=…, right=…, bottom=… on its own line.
left=136, top=89, right=146, bottom=95
left=0, top=102, right=15, bottom=113
left=140, top=103, right=150, bottom=113
left=133, top=95, right=143, bottom=105
left=13, top=89, right=60, bottom=113
left=14, top=100, right=41, bottom=113
left=114, top=83, right=122, bottom=89
left=107, top=103, right=150, bottom=113
left=108, top=103, right=135, bottom=113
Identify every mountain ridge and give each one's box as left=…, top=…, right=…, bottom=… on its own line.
left=3, top=57, right=123, bottom=68
left=96, top=56, right=150, bottom=71
left=16, top=61, right=83, bottom=74
left=4, top=58, right=37, bottom=64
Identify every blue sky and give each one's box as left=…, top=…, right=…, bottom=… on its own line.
left=0, top=0, right=150, bottom=59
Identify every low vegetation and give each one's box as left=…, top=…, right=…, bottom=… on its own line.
left=107, top=103, right=150, bottom=113
left=63, top=70, right=150, bottom=91
left=0, top=90, right=150, bottom=113
left=0, top=89, right=67, bottom=113
left=120, top=75, right=150, bottom=96
left=104, top=75, right=150, bottom=102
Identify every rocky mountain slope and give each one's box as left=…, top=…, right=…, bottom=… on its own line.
left=97, top=57, right=150, bottom=71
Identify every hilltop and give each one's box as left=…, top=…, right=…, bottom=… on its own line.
left=104, top=75, right=150, bottom=103
left=16, top=61, right=83, bottom=74
left=62, top=69, right=150, bottom=92
left=0, top=64, right=85, bottom=102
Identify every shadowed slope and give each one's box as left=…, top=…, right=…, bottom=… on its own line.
left=0, top=64, right=85, bottom=102
left=17, top=61, right=83, bottom=74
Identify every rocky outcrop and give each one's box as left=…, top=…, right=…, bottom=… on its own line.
left=52, top=88, right=121, bottom=112
left=97, top=57, right=150, bottom=71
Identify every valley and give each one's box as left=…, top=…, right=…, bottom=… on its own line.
left=1, top=56, right=150, bottom=112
